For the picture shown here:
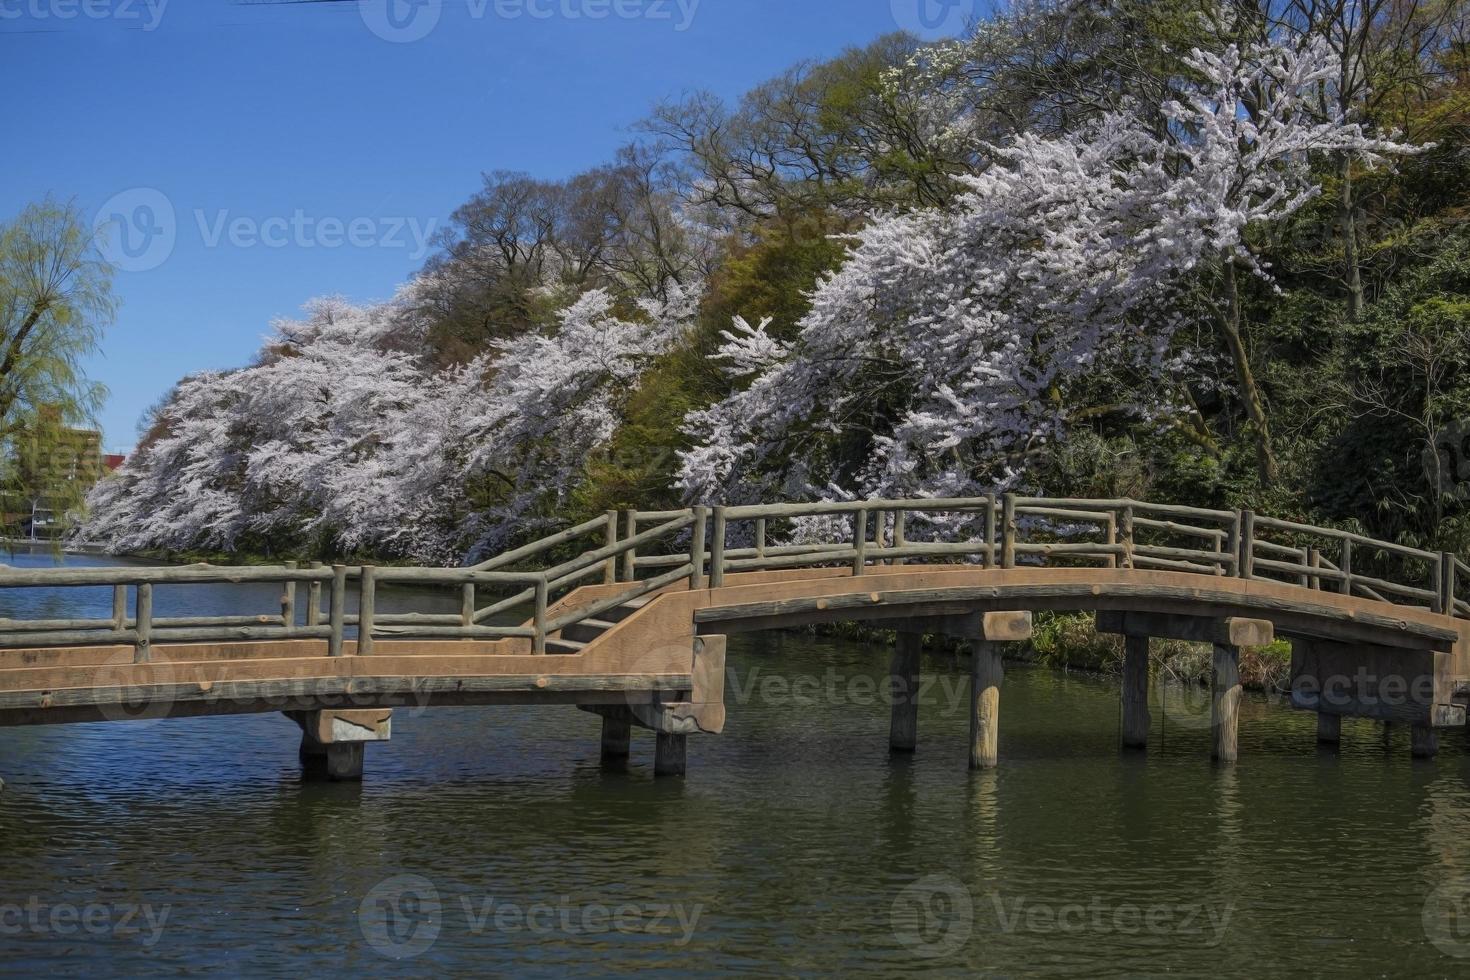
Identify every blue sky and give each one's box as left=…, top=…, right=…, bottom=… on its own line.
left=3, top=0, right=978, bottom=450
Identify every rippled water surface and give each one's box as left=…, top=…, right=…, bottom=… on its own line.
left=3, top=551, right=1470, bottom=976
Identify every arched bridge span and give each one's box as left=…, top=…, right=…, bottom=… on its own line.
left=1, top=496, right=1465, bottom=777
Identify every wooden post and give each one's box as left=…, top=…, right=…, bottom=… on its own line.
left=853, top=508, right=869, bottom=576
left=133, top=582, right=152, bottom=664
left=1212, top=530, right=1227, bottom=575
left=1412, top=723, right=1439, bottom=759
left=1000, top=493, right=1017, bottom=569
left=1211, top=642, right=1241, bottom=763
left=970, top=640, right=1003, bottom=769
left=1438, top=551, right=1455, bottom=616
left=111, top=584, right=127, bottom=631
left=622, top=510, right=639, bottom=582
left=358, top=566, right=376, bottom=656
left=306, top=562, right=322, bottom=628
left=689, top=506, right=707, bottom=590
left=1339, top=538, right=1353, bottom=597
left=710, top=506, right=726, bottom=589
left=1119, top=505, right=1135, bottom=570
left=282, top=560, right=297, bottom=633
left=654, top=732, right=687, bottom=776
left=1227, top=512, right=1241, bottom=577
left=533, top=576, right=548, bottom=655
left=889, top=631, right=922, bottom=753
left=460, top=582, right=475, bottom=628
left=964, top=611, right=1030, bottom=770
left=1237, top=510, right=1255, bottom=580
left=892, top=510, right=906, bottom=567
left=601, top=715, right=631, bottom=761
left=603, top=510, right=618, bottom=586
left=1105, top=513, right=1118, bottom=568
left=1121, top=634, right=1150, bottom=749
left=755, top=517, right=767, bottom=564
left=328, top=564, right=346, bottom=658
left=1308, top=548, right=1322, bottom=591
left=1317, top=711, right=1341, bottom=746
left=984, top=493, right=997, bottom=568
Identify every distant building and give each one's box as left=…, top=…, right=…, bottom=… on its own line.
left=2, top=415, right=112, bottom=539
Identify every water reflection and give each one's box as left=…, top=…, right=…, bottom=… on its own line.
left=0, top=557, right=1469, bottom=973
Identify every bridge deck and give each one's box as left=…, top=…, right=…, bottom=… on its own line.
left=0, top=564, right=1463, bottom=728
left=2, top=495, right=1467, bottom=775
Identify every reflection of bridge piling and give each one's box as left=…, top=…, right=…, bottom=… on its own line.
left=0, top=495, right=1467, bottom=782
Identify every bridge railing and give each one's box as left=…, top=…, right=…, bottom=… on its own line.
left=1, top=496, right=1463, bottom=663
left=358, top=509, right=699, bottom=654
left=0, top=562, right=339, bottom=661
left=695, top=495, right=1466, bottom=620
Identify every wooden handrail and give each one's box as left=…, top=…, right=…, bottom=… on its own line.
left=0, top=496, right=1463, bottom=657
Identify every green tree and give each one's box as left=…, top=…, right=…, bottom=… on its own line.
left=0, top=197, right=115, bottom=535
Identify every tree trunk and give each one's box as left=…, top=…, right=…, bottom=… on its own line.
left=1339, top=154, right=1364, bottom=321
left=1219, top=260, right=1280, bottom=488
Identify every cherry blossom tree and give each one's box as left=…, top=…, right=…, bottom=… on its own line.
left=678, top=32, right=1417, bottom=506
left=82, top=281, right=698, bottom=561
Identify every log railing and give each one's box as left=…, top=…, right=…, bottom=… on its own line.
left=1, top=496, right=1464, bottom=660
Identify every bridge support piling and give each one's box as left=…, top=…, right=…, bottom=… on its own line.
left=1100, top=614, right=1270, bottom=764
left=1412, top=723, right=1439, bottom=759
left=655, top=732, right=687, bottom=777
left=1212, top=644, right=1241, bottom=764
left=288, top=709, right=392, bottom=782
left=968, top=612, right=1032, bottom=771
left=1317, top=712, right=1341, bottom=746
left=970, top=642, right=1003, bottom=770
left=1121, top=634, right=1150, bottom=749
left=889, top=631, right=922, bottom=753
left=601, top=715, right=631, bottom=762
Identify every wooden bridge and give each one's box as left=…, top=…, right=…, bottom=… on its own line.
left=1, top=496, right=1466, bottom=779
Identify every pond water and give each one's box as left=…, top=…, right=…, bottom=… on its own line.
left=2, top=551, right=1470, bottom=976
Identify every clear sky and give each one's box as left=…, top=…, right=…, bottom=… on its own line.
left=3, top=0, right=977, bottom=450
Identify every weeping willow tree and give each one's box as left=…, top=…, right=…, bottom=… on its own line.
left=0, top=197, right=115, bottom=538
